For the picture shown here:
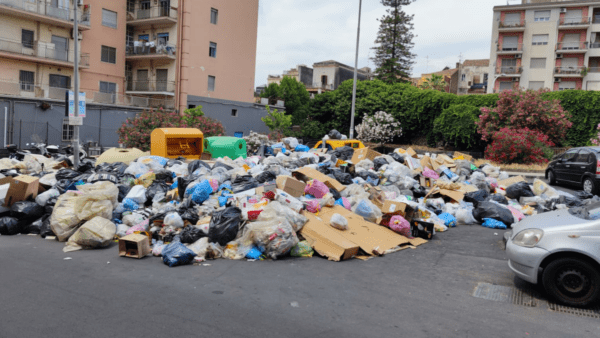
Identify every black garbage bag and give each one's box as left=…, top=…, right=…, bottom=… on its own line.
left=180, top=225, right=206, bottom=244
left=45, top=197, right=58, bottom=214
left=573, top=191, right=594, bottom=200
left=208, top=207, right=242, bottom=246
left=180, top=208, right=200, bottom=225
left=76, top=160, right=94, bottom=173
left=256, top=171, right=277, bottom=183
left=412, top=186, right=428, bottom=199
left=154, top=169, right=173, bottom=182
left=330, top=146, right=354, bottom=161
left=110, top=162, right=129, bottom=176
left=188, top=160, right=211, bottom=173
left=505, top=182, right=535, bottom=200
left=11, top=201, right=45, bottom=220
left=331, top=169, right=353, bottom=185
left=212, top=162, right=234, bottom=171
left=558, top=195, right=584, bottom=208
left=146, top=181, right=170, bottom=203
left=317, top=165, right=332, bottom=176
left=231, top=175, right=258, bottom=193
left=55, top=179, right=73, bottom=194
left=472, top=201, right=514, bottom=226
left=55, top=168, right=81, bottom=181
left=464, top=190, right=490, bottom=207
left=328, top=129, right=342, bottom=140
left=39, top=215, right=54, bottom=238
left=88, top=173, right=117, bottom=184
left=118, top=185, right=132, bottom=203
left=391, top=153, right=405, bottom=164
left=373, top=158, right=389, bottom=171
left=22, top=216, right=44, bottom=235
left=486, top=193, right=508, bottom=205
left=329, top=187, right=342, bottom=201
left=0, top=217, right=20, bottom=235
left=177, top=176, right=197, bottom=200
left=356, top=170, right=379, bottom=182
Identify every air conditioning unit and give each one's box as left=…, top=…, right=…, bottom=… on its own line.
left=71, top=29, right=83, bottom=41
left=555, top=77, right=562, bottom=83
left=557, top=54, right=563, bottom=59
left=515, top=54, right=522, bottom=59
left=512, top=78, right=519, bottom=82
left=560, top=8, right=567, bottom=13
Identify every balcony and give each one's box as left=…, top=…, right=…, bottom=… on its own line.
left=126, top=5, right=177, bottom=27
left=126, top=80, right=175, bottom=95
left=92, top=92, right=175, bottom=108
left=498, top=20, right=525, bottom=32
left=558, top=17, right=591, bottom=30
left=554, top=66, right=587, bottom=77
left=556, top=41, right=588, bottom=53
left=0, top=38, right=89, bottom=68
left=496, top=66, right=523, bottom=76
left=0, top=0, right=91, bottom=30
left=496, top=43, right=523, bottom=55
left=125, top=43, right=176, bottom=61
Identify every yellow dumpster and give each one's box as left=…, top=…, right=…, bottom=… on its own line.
left=150, top=128, right=204, bottom=160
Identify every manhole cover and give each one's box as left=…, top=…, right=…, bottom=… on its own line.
left=548, top=303, right=600, bottom=318
left=473, top=283, right=538, bottom=307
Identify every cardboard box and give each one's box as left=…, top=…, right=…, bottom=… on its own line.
left=119, top=234, right=152, bottom=259
left=406, top=147, right=418, bottom=158
left=453, top=151, right=473, bottom=162
left=498, top=176, right=526, bottom=187
left=275, top=175, right=306, bottom=197
left=255, top=183, right=277, bottom=195
left=293, top=167, right=346, bottom=192
left=4, top=175, right=39, bottom=207
left=438, top=189, right=465, bottom=203
left=351, top=148, right=382, bottom=164
left=406, top=156, right=422, bottom=170
left=380, top=201, right=414, bottom=226
left=419, top=176, right=435, bottom=189
left=200, top=153, right=212, bottom=161
left=300, top=206, right=425, bottom=261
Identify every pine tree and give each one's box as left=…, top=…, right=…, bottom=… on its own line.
left=371, top=0, right=416, bottom=83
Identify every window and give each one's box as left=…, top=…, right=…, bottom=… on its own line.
left=158, top=33, right=169, bottom=46
left=559, top=81, right=576, bottom=90
left=211, top=8, right=218, bottom=24
left=504, top=13, right=521, bottom=25
left=576, top=149, right=591, bottom=163
left=321, top=75, right=328, bottom=84
left=208, top=76, right=216, bottom=91
left=499, top=81, right=513, bottom=91
left=21, top=29, right=34, bottom=48
left=140, top=0, right=150, bottom=10
left=127, top=0, right=135, bottom=13
left=530, top=58, right=546, bottom=69
left=532, top=34, right=549, bottom=46
left=62, top=118, right=74, bottom=141
left=99, top=81, right=117, bottom=93
left=231, top=109, right=238, bottom=117
left=534, top=10, right=550, bottom=22
left=461, top=74, right=466, bottom=81
left=502, top=36, right=519, bottom=50
left=562, top=149, right=579, bottom=161
left=501, top=58, right=517, bottom=73
left=188, top=105, right=196, bottom=109
left=101, top=46, right=116, bottom=64
left=102, top=9, right=118, bottom=28
left=483, top=73, right=489, bottom=84
left=528, top=81, right=544, bottom=90
left=19, top=71, right=34, bottom=92
left=209, top=42, right=217, bottom=58
left=49, top=74, right=70, bottom=89
left=565, top=9, right=583, bottom=24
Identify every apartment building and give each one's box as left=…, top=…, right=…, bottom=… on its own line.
left=458, top=59, right=490, bottom=94
left=0, top=0, right=266, bottom=148
left=488, top=0, right=600, bottom=93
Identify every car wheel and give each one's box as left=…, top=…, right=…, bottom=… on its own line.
left=542, top=258, right=600, bottom=307
left=548, top=170, right=556, bottom=185
left=583, top=177, right=596, bottom=195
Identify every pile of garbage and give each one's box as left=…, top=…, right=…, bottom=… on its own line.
left=0, top=134, right=597, bottom=266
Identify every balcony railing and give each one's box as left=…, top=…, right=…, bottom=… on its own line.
left=590, top=42, right=600, bottom=49
left=498, top=20, right=525, bottom=29
left=0, top=0, right=91, bottom=26
left=554, top=66, right=587, bottom=75
left=128, top=5, right=177, bottom=21
left=310, top=83, right=334, bottom=90
left=126, top=80, right=175, bottom=93
left=496, top=43, right=523, bottom=52
left=556, top=41, right=588, bottom=51
left=496, top=66, right=523, bottom=74
left=0, top=38, right=89, bottom=67
left=126, top=43, right=176, bottom=57
left=559, top=17, right=591, bottom=26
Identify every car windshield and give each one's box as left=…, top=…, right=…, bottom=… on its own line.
left=568, top=202, right=600, bottom=220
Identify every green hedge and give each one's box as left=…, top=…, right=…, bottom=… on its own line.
left=543, top=90, right=600, bottom=147
left=433, top=104, right=482, bottom=149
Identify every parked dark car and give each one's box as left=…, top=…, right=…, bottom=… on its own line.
left=546, top=147, right=600, bottom=194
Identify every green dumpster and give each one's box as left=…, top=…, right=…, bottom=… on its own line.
left=204, top=136, right=247, bottom=159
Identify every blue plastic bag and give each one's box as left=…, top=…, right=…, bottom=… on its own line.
left=170, top=181, right=178, bottom=189
left=191, top=180, right=213, bottom=204
left=443, top=169, right=458, bottom=180
left=122, top=198, right=139, bottom=211
left=245, top=247, right=263, bottom=260
left=295, top=144, right=310, bottom=152
left=146, top=156, right=168, bottom=166
left=162, top=240, right=197, bottom=267
left=482, top=218, right=507, bottom=229
left=366, top=176, right=379, bottom=186
left=438, top=213, right=457, bottom=228
left=218, top=196, right=228, bottom=207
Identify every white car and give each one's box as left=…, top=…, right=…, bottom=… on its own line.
left=505, top=204, right=600, bottom=307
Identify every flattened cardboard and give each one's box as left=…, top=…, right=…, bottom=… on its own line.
left=406, top=147, right=418, bottom=158
left=438, top=189, right=465, bottom=202
left=293, top=167, right=345, bottom=192
left=498, top=175, right=526, bottom=187
left=300, top=218, right=360, bottom=261
left=4, top=175, right=39, bottom=207
left=301, top=206, right=413, bottom=259
left=351, top=148, right=382, bottom=164
left=119, top=234, right=152, bottom=259
left=381, top=201, right=414, bottom=222
left=255, top=183, right=277, bottom=195
left=453, top=151, right=473, bottom=162
left=420, top=156, right=433, bottom=170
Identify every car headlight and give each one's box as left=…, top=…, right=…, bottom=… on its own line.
left=512, top=229, right=544, bottom=248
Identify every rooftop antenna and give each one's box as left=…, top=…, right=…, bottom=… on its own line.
left=459, top=52, right=464, bottom=65
left=425, top=55, right=429, bottom=73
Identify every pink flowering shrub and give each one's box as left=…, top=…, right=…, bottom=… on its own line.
left=485, top=128, right=554, bottom=164
left=117, top=108, right=225, bottom=151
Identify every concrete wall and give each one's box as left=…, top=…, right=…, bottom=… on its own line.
left=187, top=95, right=276, bottom=136
left=298, top=65, right=313, bottom=87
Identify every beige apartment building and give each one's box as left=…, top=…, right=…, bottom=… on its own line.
left=488, top=0, right=600, bottom=93
left=0, top=0, right=259, bottom=110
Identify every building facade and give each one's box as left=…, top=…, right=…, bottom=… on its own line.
left=417, top=68, right=460, bottom=94
left=488, top=0, right=600, bottom=93
left=458, top=59, right=490, bottom=94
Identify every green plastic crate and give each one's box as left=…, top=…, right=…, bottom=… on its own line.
left=204, top=136, right=247, bottom=159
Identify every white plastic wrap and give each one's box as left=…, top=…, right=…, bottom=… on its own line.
left=330, top=213, right=349, bottom=230
left=36, top=188, right=60, bottom=206
left=125, top=185, right=147, bottom=204
left=164, top=212, right=184, bottom=228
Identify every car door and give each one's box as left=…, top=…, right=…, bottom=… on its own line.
left=570, top=149, right=592, bottom=183
left=554, top=149, right=579, bottom=182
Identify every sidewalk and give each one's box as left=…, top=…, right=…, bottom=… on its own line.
left=505, top=170, right=545, bottom=182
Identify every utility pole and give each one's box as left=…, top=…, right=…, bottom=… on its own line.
left=349, top=0, right=362, bottom=140
left=73, top=4, right=80, bottom=167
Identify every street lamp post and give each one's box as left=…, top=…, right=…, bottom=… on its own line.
left=349, top=0, right=363, bottom=140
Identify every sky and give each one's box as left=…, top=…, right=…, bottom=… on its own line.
left=255, top=0, right=511, bottom=87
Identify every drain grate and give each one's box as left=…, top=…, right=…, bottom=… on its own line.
left=548, top=303, right=600, bottom=318
left=473, top=283, right=538, bottom=307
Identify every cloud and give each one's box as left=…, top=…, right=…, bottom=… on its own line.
left=255, top=0, right=507, bottom=86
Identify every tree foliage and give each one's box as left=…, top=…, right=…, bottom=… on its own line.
left=371, top=0, right=416, bottom=83
left=433, top=104, right=480, bottom=149
left=260, top=77, right=310, bottom=126
left=261, top=105, right=292, bottom=133
left=419, top=74, right=447, bottom=92
left=182, top=105, right=205, bottom=126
